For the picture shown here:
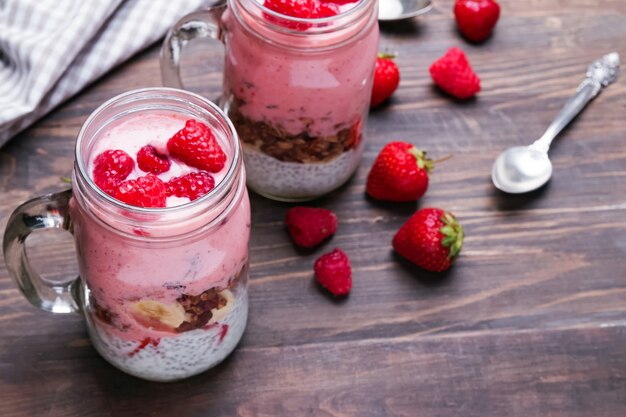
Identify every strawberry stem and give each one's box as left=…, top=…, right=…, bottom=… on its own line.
left=377, top=52, right=396, bottom=60
left=432, top=155, right=453, bottom=164
left=408, top=147, right=434, bottom=173
left=440, top=212, right=464, bottom=259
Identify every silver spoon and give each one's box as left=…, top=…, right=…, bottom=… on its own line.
left=492, top=52, right=620, bottom=194
left=378, top=0, right=432, bottom=21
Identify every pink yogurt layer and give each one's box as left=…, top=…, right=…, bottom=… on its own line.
left=72, top=111, right=251, bottom=341
left=223, top=0, right=377, bottom=137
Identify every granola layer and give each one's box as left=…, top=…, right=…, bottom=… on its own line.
left=230, top=105, right=362, bottom=163
left=89, top=265, right=246, bottom=336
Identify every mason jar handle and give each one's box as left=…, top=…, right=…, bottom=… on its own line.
left=160, top=1, right=227, bottom=88
left=2, top=189, right=79, bottom=314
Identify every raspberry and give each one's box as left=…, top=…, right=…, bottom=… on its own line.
left=137, top=145, right=171, bottom=174
left=315, top=3, right=339, bottom=17
left=429, top=47, right=480, bottom=99
left=264, top=0, right=317, bottom=19
left=167, top=119, right=226, bottom=173
left=114, top=174, right=168, bottom=208
left=167, top=172, right=216, bottom=201
left=92, top=149, right=134, bottom=195
left=285, top=206, right=338, bottom=248
left=263, top=0, right=340, bottom=29
left=314, top=248, right=352, bottom=296
left=320, top=0, right=357, bottom=4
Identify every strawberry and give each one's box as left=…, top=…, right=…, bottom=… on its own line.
left=392, top=208, right=464, bottom=272
left=92, top=149, right=134, bottom=195
left=429, top=47, right=480, bottom=99
left=285, top=206, right=338, bottom=248
left=314, top=248, right=352, bottom=296
left=371, top=53, right=400, bottom=108
left=366, top=142, right=433, bottom=202
left=454, top=0, right=500, bottom=43
left=137, top=145, right=171, bottom=174
left=114, top=174, right=168, bottom=208
left=167, top=172, right=215, bottom=201
left=167, top=119, right=226, bottom=173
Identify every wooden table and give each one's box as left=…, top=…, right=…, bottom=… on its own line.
left=2, top=1, right=626, bottom=415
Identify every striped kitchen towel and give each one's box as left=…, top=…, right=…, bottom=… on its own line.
left=0, top=0, right=209, bottom=146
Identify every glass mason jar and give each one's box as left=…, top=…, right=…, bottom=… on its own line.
left=161, top=0, right=379, bottom=201
left=3, top=88, right=250, bottom=382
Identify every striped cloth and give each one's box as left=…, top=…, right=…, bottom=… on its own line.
left=0, top=0, right=208, bottom=146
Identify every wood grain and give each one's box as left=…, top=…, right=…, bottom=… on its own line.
left=1, top=0, right=626, bottom=416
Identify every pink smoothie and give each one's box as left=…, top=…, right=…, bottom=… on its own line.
left=220, top=0, right=378, bottom=201
left=71, top=111, right=250, bottom=348
left=222, top=0, right=378, bottom=137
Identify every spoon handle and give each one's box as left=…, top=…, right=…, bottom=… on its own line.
left=531, top=52, right=620, bottom=154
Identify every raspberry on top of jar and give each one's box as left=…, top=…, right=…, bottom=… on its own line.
left=90, top=114, right=229, bottom=208
left=262, top=0, right=362, bottom=30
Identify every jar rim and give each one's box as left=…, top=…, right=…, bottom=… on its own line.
left=74, top=87, right=242, bottom=216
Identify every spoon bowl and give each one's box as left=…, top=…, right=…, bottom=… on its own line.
left=378, top=0, right=432, bottom=21
left=492, top=146, right=553, bottom=194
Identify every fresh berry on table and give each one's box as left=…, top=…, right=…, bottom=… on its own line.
left=392, top=208, right=464, bottom=272
left=114, top=174, right=168, bottom=208
left=137, top=145, right=171, bottom=174
left=167, top=119, right=226, bottom=173
left=454, top=0, right=501, bottom=43
left=429, top=47, right=481, bottom=99
left=92, top=149, right=134, bottom=195
left=167, top=172, right=216, bottom=201
left=366, top=141, right=433, bottom=202
left=314, top=248, right=352, bottom=296
left=285, top=206, right=338, bottom=248
left=371, top=53, right=401, bottom=108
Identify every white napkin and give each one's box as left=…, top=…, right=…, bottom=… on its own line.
left=0, top=0, right=208, bottom=146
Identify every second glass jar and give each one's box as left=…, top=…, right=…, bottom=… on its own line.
left=161, top=0, right=380, bottom=201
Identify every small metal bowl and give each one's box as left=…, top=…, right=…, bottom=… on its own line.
left=378, top=0, right=433, bottom=21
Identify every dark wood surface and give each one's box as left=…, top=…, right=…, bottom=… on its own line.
left=2, top=0, right=626, bottom=415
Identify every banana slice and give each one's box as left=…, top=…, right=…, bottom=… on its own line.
left=132, top=300, right=186, bottom=329
left=209, top=289, right=234, bottom=324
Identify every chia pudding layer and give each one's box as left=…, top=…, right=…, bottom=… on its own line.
left=231, top=102, right=363, bottom=199
left=244, top=144, right=362, bottom=200
left=84, top=282, right=248, bottom=382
